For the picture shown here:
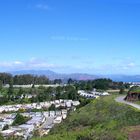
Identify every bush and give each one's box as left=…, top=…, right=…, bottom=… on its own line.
left=2, top=124, right=9, bottom=131
left=76, top=135, right=93, bottom=140
left=48, top=104, right=56, bottom=111
left=12, top=113, right=30, bottom=126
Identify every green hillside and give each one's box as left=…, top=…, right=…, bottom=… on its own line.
left=128, top=86, right=140, bottom=93
left=32, top=96, right=140, bottom=140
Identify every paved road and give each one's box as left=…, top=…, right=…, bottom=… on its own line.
left=115, top=96, right=140, bottom=110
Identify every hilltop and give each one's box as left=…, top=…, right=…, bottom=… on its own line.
left=125, top=86, right=140, bottom=101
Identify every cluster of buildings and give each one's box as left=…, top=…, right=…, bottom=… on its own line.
left=0, top=100, right=80, bottom=139
left=129, top=82, right=140, bottom=88
left=78, top=90, right=110, bottom=98
left=0, top=100, right=80, bottom=113
left=4, top=84, right=65, bottom=88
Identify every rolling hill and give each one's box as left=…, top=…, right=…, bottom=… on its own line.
left=8, top=70, right=140, bottom=82
left=32, top=96, right=140, bottom=140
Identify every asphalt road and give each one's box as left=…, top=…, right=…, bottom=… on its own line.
left=115, top=96, right=140, bottom=110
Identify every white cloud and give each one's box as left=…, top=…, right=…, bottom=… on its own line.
left=0, top=59, right=58, bottom=71
left=127, top=62, right=135, bottom=67
left=14, top=61, right=23, bottom=65
left=120, top=62, right=136, bottom=70
left=35, top=4, right=50, bottom=10
left=0, top=58, right=139, bottom=75
left=50, top=36, right=89, bottom=41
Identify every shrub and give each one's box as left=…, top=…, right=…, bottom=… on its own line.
left=12, top=113, right=30, bottom=126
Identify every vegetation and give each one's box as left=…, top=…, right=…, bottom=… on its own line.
left=0, top=134, right=4, bottom=140
left=128, top=86, right=140, bottom=93
left=2, top=124, right=9, bottom=131
left=0, top=85, right=79, bottom=105
left=74, top=79, right=130, bottom=91
left=119, top=87, right=125, bottom=94
left=32, top=96, right=140, bottom=140
left=0, top=73, right=130, bottom=90
left=0, top=73, right=49, bottom=85
left=12, top=113, right=30, bottom=126
left=0, top=74, right=136, bottom=140
left=126, top=86, right=140, bottom=101
left=48, top=104, right=56, bottom=111
left=0, top=73, right=130, bottom=106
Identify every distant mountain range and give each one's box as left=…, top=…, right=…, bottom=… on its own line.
left=9, top=70, right=99, bottom=80
left=8, top=70, right=140, bottom=82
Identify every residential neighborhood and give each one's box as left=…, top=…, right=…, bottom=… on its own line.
left=78, top=90, right=110, bottom=99
left=0, top=100, right=80, bottom=139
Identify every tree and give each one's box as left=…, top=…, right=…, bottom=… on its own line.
left=0, top=80, right=3, bottom=91
left=64, top=85, right=78, bottom=100
left=54, top=79, right=62, bottom=84
left=119, top=87, right=125, bottom=94
left=48, top=104, right=56, bottom=111
left=67, top=78, right=74, bottom=85
left=7, top=79, right=14, bottom=99
left=55, top=86, right=62, bottom=99
left=93, top=79, right=113, bottom=90
left=2, top=124, right=9, bottom=131
left=13, top=74, right=49, bottom=85
left=68, top=90, right=77, bottom=100
left=32, top=84, right=35, bottom=88
left=45, top=87, right=55, bottom=100
left=0, top=96, right=8, bottom=105
left=17, top=88, right=24, bottom=96
left=0, top=73, right=12, bottom=85
left=12, top=113, right=30, bottom=126
left=86, top=81, right=93, bottom=91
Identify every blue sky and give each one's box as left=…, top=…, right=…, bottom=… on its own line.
left=0, top=0, right=140, bottom=74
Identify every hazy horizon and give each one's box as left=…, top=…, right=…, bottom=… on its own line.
left=1, top=69, right=140, bottom=77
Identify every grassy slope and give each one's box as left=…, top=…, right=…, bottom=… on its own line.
left=32, top=96, right=140, bottom=140
left=129, top=86, right=140, bottom=93
left=128, top=86, right=140, bottom=105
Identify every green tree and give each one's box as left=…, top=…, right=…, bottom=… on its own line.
left=64, top=85, right=78, bottom=100
left=32, top=84, right=35, bottom=88
left=12, top=113, right=29, bottom=126
left=0, top=73, right=12, bottom=85
left=119, top=87, right=125, bottom=94
left=7, top=79, right=14, bottom=99
left=2, top=124, right=9, bottom=131
left=48, top=104, right=56, bottom=111
left=86, top=81, right=93, bottom=91
left=55, top=86, right=62, bottom=99
left=0, top=80, right=3, bottom=91
left=67, top=78, right=74, bottom=85
left=54, top=79, right=62, bottom=84
left=17, top=88, right=24, bottom=96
